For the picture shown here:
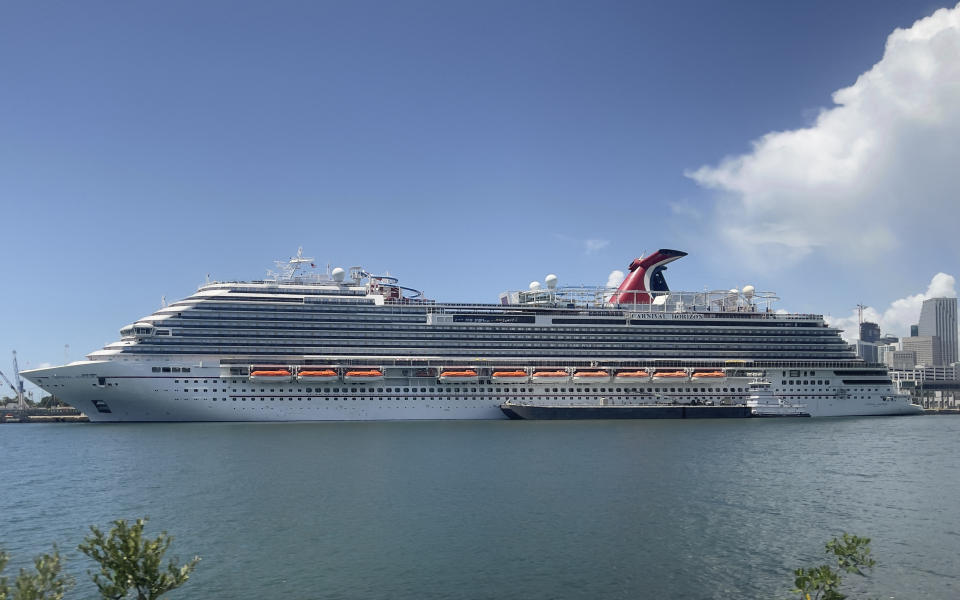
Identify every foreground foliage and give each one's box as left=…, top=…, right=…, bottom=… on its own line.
left=792, top=533, right=875, bottom=600
left=0, top=547, right=72, bottom=600
left=1, top=518, right=198, bottom=600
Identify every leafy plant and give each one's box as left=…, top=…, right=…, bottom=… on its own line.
left=0, top=546, right=73, bottom=600
left=77, top=518, right=199, bottom=600
left=792, top=533, right=875, bottom=600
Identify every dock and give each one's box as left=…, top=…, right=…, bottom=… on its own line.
left=1, top=408, right=89, bottom=423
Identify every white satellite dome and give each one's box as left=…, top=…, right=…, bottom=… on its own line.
left=331, top=267, right=346, bottom=282
left=729, top=288, right=739, bottom=294
left=742, top=285, right=755, bottom=298
left=544, top=274, right=558, bottom=289
left=529, top=281, right=542, bottom=291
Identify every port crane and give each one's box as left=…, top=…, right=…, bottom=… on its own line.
left=0, top=351, right=27, bottom=410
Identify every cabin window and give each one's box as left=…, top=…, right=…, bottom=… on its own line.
left=152, top=367, right=161, bottom=372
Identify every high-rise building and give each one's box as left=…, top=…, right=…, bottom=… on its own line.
left=911, top=324, right=919, bottom=337
left=903, top=336, right=942, bottom=367
left=918, top=297, right=958, bottom=366
left=856, top=340, right=878, bottom=363
left=859, top=322, right=881, bottom=343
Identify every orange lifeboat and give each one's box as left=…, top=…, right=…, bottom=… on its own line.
left=249, top=369, right=293, bottom=382
left=298, top=369, right=339, bottom=382
left=343, top=369, right=384, bottom=382
left=492, top=370, right=529, bottom=382
left=692, top=370, right=725, bottom=379
left=653, top=370, right=688, bottom=379
left=439, top=369, right=479, bottom=383
left=616, top=370, right=650, bottom=380
left=531, top=369, right=569, bottom=383
left=573, top=370, right=610, bottom=382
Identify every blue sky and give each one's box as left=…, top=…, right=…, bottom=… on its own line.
left=2, top=1, right=959, bottom=386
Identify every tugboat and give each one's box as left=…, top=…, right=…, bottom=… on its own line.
left=746, top=378, right=810, bottom=417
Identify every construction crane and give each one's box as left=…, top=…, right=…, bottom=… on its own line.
left=0, top=351, right=27, bottom=410
left=856, top=303, right=867, bottom=325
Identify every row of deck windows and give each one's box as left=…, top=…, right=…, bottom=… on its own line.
left=176, top=386, right=749, bottom=394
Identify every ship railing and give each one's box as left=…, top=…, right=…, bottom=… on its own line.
left=495, top=287, right=791, bottom=313
left=428, top=291, right=825, bottom=320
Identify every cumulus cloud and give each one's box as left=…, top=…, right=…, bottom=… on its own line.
left=824, top=272, right=957, bottom=341
left=687, top=3, right=960, bottom=269
left=606, top=269, right=625, bottom=288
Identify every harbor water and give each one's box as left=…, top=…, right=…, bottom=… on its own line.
left=2, top=416, right=958, bottom=599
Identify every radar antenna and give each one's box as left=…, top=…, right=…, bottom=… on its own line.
left=269, top=247, right=316, bottom=281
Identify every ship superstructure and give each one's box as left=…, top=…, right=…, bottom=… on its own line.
left=22, top=248, right=922, bottom=421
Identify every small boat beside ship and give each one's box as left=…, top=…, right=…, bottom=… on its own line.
left=500, top=378, right=810, bottom=420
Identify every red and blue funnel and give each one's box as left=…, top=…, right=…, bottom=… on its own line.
left=607, top=249, right=687, bottom=305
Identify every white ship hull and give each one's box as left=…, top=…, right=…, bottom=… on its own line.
left=23, top=358, right=922, bottom=422
left=18, top=249, right=925, bottom=422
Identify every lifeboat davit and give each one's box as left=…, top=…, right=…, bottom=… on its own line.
left=439, top=369, right=479, bottom=383
left=572, top=370, right=611, bottom=383
left=615, top=370, right=651, bottom=381
left=343, top=369, right=384, bottom=382
left=692, top=370, right=725, bottom=379
left=492, top=370, right=529, bottom=383
left=249, top=369, right=293, bottom=382
left=531, top=369, right=570, bottom=383
left=653, top=370, right=689, bottom=380
left=297, top=369, right=339, bottom=383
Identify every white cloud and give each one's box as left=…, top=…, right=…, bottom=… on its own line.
left=584, top=239, right=610, bottom=255
left=606, top=269, right=625, bottom=288
left=824, top=272, right=957, bottom=341
left=687, top=3, right=960, bottom=269
left=601, top=269, right=626, bottom=302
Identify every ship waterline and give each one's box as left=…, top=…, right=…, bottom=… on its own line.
left=22, top=249, right=922, bottom=421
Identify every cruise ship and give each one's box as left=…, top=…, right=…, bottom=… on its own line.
left=22, top=248, right=922, bottom=421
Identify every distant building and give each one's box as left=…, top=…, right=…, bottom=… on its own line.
left=918, top=297, right=958, bottom=366
left=877, top=335, right=899, bottom=346
left=855, top=340, right=878, bottom=363
left=910, top=324, right=919, bottom=337
left=890, top=365, right=960, bottom=409
left=878, top=343, right=898, bottom=366
left=886, top=350, right=917, bottom=370
left=859, top=322, right=881, bottom=343
left=902, top=336, right=942, bottom=367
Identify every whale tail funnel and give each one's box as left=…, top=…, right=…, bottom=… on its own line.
left=607, top=249, right=687, bottom=305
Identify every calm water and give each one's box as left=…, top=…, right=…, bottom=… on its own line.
left=2, top=416, right=958, bottom=599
